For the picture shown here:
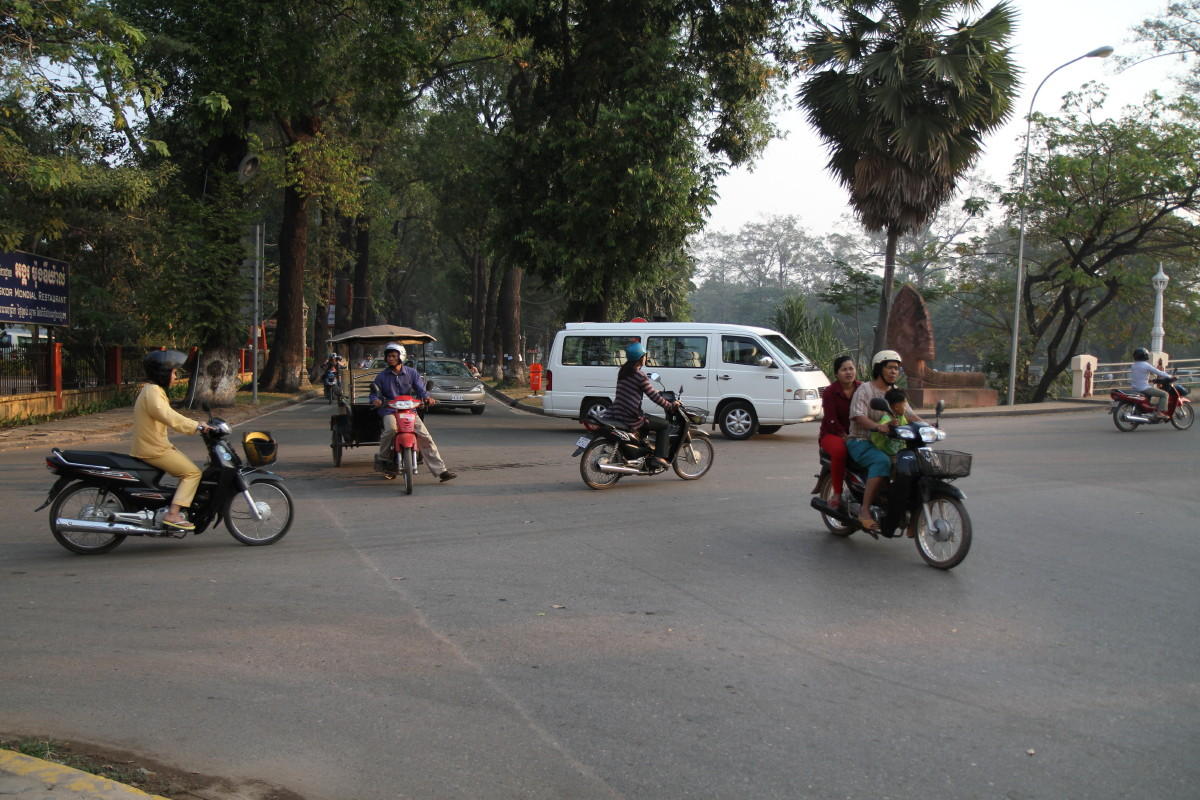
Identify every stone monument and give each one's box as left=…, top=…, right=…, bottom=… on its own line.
left=886, top=284, right=997, bottom=409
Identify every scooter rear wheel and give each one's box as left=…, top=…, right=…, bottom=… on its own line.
left=1170, top=403, right=1194, bottom=431
left=914, top=493, right=971, bottom=570
left=814, top=474, right=854, bottom=536
left=50, top=483, right=128, bottom=554
left=1112, top=402, right=1140, bottom=432
left=580, top=440, right=622, bottom=489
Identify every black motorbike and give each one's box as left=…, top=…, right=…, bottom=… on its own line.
left=573, top=375, right=714, bottom=489
left=36, top=411, right=294, bottom=554
left=810, top=399, right=973, bottom=569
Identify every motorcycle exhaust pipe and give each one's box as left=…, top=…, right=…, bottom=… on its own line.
left=810, top=496, right=853, bottom=523
left=1123, top=414, right=1151, bottom=423
left=598, top=463, right=644, bottom=475
left=55, top=517, right=154, bottom=536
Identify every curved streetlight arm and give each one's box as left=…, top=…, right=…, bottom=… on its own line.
left=1006, top=46, right=1113, bottom=406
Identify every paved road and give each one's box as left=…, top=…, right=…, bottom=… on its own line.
left=1, top=398, right=1197, bottom=799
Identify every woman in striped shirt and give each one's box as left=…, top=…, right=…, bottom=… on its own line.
left=609, top=342, right=680, bottom=469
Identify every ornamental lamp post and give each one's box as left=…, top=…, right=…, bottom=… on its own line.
left=1007, top=45, right=1114, bottom=406
left=1151, top=264, right=1169, bottom=354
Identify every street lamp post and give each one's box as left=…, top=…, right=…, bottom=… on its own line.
left=1007, top=45, right=1114, bottom=406
left=1151, top=264, right=1169, bottom=354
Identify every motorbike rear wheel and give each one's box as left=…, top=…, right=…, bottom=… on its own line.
left=402, top=447, right=415, bottom=495
left=580, top=440, right=622, bottom=489
left=1112, top=402, right=1140, bottom=432
left=224, top=479, right=294, bottom=546
left=914, top=492, right=972, bottom=570
left=50, top=483, right=129, bottom=554
left=673, top=437, right=714, bottom=480
left=1170, top=403, right=1194, bottom=431
left=814, top=474, right=854, bottom=536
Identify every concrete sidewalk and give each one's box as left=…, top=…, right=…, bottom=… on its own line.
left=0, top=392, right=317, bottom=455
left=0, top=750, right=168, bottom=800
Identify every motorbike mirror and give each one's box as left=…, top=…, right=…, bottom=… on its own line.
left=201, top=401, right=211, bottom=414
left=757, top=356, right=775, bottom=368
left=868, top=397, right=890, bottom=412
left=935, top=399, right=945, bottom=427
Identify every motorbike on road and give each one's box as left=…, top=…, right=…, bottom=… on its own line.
left=382, top=395, right=421, bottom=494
left=37, top=410, right=293, bottom=554
left=810, top=399, right=973, bottom=570
left=572, top=375, right=714, bottom=489
left=1110, top=374, right=1193, bottom=432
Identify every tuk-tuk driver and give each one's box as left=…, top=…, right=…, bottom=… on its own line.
left=369, top=342, right=457, bottom=482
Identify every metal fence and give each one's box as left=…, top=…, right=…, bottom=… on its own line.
left=1092, top=358, right=1200, bottom=395
left=0, top=344, right=121, bottom=395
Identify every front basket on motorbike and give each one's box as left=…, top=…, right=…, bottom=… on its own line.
left=917, top=449, right=971, bottom=479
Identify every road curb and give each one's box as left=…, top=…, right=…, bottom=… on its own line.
left=0, top=749, right=169, bottom=800
left=484, top=385, right=546, bottom=415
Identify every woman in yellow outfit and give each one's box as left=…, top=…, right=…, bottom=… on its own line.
left=131, top=350, right=211, bottom=530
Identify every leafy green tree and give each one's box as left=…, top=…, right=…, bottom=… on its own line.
left=477, top=0, right=801, bottom=321
left=962, top=91, right=1200, bottom=401
left=772, top=295, right=845, bottom=371
left=798, top=0, right=1019, bottom=354
left=1135, top=1, right=1200, bottom=93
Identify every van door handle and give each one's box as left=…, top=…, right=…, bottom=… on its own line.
left=716, top=374, right=731, bottom=381
left=765, top=375, right=780, bottom=380
left=693, top=374, right=707, bottom=380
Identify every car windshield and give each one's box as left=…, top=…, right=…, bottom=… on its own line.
left=424, top=360, right=471, bottom=378
left=762, top=334, right=818, bottom=371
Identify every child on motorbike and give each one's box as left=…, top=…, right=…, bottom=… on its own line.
left=869, top=388, right=909, bottom=457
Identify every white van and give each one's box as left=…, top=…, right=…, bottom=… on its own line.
left=542, top=322, right=828, bottom=439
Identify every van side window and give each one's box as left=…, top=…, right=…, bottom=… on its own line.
left=722, top=335, right=763, bottom=366
left=561, top=336, right=641, bottom=367
left=647, top=336, right=707, bottom=368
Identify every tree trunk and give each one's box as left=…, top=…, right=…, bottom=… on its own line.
left=873, top=227, right=900, bottom=354
left=472, top=248, right=485, bottom=364
left=352, top=214, right=371, bottom=328
left=190, top=345, right=243, bottom=408
left=484, top=258, right=503, bottom=380
left=259, top=182, right=310, bottom=392
left=501, top=266, right=525, bottom=384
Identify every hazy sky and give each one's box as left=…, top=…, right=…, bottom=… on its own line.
left=704, top=0, right=1187, bottom=235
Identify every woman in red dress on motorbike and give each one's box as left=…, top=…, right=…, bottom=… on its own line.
left=818, top=355, right=860, bottom=511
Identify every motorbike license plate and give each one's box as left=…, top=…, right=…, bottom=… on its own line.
left=571, top=435, right=591, bottom=457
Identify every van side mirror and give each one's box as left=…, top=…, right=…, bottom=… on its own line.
left=757, top=356, right=775, bottom=368
left=648, top=372, right=660, bottom=382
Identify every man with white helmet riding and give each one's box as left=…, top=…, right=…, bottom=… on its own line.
left=846, top=349, right=924, bottom=532
left=369, top=342, right=456, bottom=482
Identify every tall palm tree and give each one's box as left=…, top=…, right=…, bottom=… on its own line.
left=799, top=0, right=1019, bottom=353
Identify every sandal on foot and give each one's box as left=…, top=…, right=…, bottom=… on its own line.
left=162, top=518, right=195, bottom=531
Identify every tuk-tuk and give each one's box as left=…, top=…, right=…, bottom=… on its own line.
left=326, top=324, right=436, bottom=467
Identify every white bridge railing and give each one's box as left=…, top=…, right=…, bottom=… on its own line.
left=1070, top=353, right=1200, bottom=398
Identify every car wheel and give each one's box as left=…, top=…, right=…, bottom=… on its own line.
left=718, top=401, right=758, bottom=440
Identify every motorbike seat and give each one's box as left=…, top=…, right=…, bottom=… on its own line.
left=54, top=449, right=166, bottom=485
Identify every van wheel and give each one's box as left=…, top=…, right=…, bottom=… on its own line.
left=580, top=399, right=609, bottom=431
left=757, top=425, right=781, bottom=434
left=718, top=401, right=758, bottom=440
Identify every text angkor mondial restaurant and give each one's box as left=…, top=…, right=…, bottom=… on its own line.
left=0, top=252, right=70, bottom=328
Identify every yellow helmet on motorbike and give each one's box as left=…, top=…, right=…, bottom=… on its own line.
left=242, top=431, right=277, bottom=466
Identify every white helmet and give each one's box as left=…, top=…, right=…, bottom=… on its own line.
left=384, top=342, right=407, bottom=361
left=872, top=349, right=902, bottom=367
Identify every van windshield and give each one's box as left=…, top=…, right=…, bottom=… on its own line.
left=763, top=335, right=819, bottom=371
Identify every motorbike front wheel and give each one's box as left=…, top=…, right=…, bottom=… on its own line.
left=914, top=492, right=972, bottom=570
left=401, top=447, right=415, bottom=495
left=1112, top=402, right=1140, bottom=432
left=224, top=479, right=294, bottom=546
left=1170, top=403, right=1194, bottom=431
left=672, top=437, right=714, bottom=480
left=50, top=483, right=128, bottom=554
left=580, top=440, right=622, bottom=489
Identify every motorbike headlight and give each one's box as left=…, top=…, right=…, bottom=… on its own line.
left=897, top=427, right=916, bottom=440
left=919, top=426, right=944, bottom=443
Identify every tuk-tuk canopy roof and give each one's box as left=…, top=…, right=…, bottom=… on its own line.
left=327, top=325, right=437, bottom=346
